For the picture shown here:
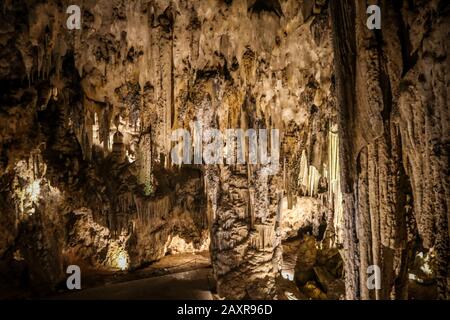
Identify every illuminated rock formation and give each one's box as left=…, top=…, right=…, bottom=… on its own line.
left=0, top=0, right=447, bottom=300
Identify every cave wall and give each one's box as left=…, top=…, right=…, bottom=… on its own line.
left=0, top=0, right=211, bottom=292
left=2, top=0, right=446, bottom=301
left=0, top=0, right=339, bottom=298
left=330, top=0, right=449, bottom=299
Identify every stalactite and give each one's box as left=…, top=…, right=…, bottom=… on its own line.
left=12, top=149, right=47, bottom=219
left=117, top=192, right=134, bottom=215
left=331, top=0, right=449, bottom=299
left=133, top=195, right=171, bottom=226
left=4, top=0, right=447, bottom=301
left=250, top=224, right=275, bottom=250
left=356, top=147, right=371, bottom=300
left=298, top=150, right=308, bottom=194
left=138, top=133, right=153, bottom=194
left=327, top=124, right=344, bottom=245
left=296, top=149, right=324, bottom=197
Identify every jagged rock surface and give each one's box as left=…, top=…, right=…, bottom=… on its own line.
left=1, top=0, right=446, bottom=301
left=0, top=0, right=338, bottom=298
left=330, top=0, right=449, bottom=300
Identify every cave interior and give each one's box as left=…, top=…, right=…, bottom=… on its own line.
left=0, top=0, right=448, bottom=300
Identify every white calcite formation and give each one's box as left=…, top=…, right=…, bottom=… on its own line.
left=330, top=0, right=449, bottom=300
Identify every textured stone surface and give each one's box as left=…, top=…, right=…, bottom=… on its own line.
left=0, top=0, right=337, bottom=298
left=330, top=0, right=449, bottom=300
left=0, top=0, right=446, bottom=300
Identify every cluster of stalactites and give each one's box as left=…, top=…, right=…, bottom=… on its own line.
left=287, top=124, right=343, bottom=244
left=12, top=148, right=47, bottom=220
left=250, top=224, right=276, bottom=250
left=133, top=194, right=171, bottom=226
left=327, top=124, right=344, bottom=245
left=297, top=150, right=321, bottom=197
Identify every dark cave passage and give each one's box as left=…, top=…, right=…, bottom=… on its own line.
left=0, top=0, right=448, bottom=301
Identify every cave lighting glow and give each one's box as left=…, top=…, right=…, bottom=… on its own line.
left=116, top=251, right=129, bottom=271
left=26, top=179, right=41, bottom=203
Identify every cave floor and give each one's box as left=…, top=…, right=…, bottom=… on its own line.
left=55, top=242, right=303, bottom=300
left=54, top=268, right=214, bottom=300
left=53, top=242, right=304, bottom=300
left=80, top=251, right=212, bottom=288
left=53, top=251, right=214, bottom=300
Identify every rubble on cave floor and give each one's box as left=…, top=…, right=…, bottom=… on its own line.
left=280, top=233, right=344, bottom=300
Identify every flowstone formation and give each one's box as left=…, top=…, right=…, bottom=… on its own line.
left=0, top=0, right=447, bottom=300
left=330, top=0, right=449, bottom=300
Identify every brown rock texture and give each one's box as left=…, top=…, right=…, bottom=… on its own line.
left=330, top=0, right=449, bottom=299
left=0, top=0, right=338, bottom=299
left=0, top=0, right=447, bottom=300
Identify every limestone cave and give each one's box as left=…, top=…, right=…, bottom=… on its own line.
left=0, top=0, right=448, bottom=301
